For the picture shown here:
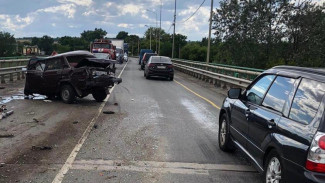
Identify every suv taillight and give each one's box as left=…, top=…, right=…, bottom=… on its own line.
left=306, top=132, right=325, bottom=173
left=149, top=63, right=155, bottom=67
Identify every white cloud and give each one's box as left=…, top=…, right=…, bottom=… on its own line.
left=52, top=23, right=56, bottom=27
left=37, top=4, right=76, bottom=18
left=57, top=0, right=93, bottom=7
left=105, top=2, right=113, bottom=7
left=0, top=14, right=34, bottom=31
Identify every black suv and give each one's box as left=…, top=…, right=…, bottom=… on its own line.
left=218, top=66, right=325, bottom=182
left=24, top=51, right=122, bottom=103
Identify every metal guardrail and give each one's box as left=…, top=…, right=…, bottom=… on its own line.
left=172, top=59, right=263, bottom=88
left=0, top=66, right=27, bottom=84
left=0, top=59, right=29, bottom=68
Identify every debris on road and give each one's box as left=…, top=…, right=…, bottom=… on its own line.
left=114, top=102, right=118, bottom=106
left=0, top=105, right=7, bottom=112
left=0, top=134, right=14, bottom=138
left=0, top=107, right=14, bottom=120
left=43, top=100, right=52, bottom=103
left=0, top=86, right=5, bottom=89
left=73, top=121, right=79, bottom=124
left=0, top=163, right=5, bottom=167
left=32, top=146, right=52, bottom=150
left=93, top=124, right=98, bottom=129
left=131, top=99, right=134, bottom=101
left=103, top=111, right=115, bottom=114
left=27, top=112, right=35, bottom=115
left=33, top=118, right=40, bottom=123
left=106, top=175, right=117, bottom=180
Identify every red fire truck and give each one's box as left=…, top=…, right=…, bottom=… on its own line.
left=90, top=39, right=116, bottom=60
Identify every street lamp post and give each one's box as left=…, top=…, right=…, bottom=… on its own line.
left=146, top=9, right=158, bottom=53
left=145, top=25, right=152, bottom=50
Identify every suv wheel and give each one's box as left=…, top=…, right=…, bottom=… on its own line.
left=92, top=88, right=107, bottom=102
left=60, top=85, right=76, bottom=104
left=218, top=114, right=235, bottom=152
left=265, top=150, right=283, bottom=183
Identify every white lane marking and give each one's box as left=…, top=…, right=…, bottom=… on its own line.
left=52, top=62, right=129, bottom=183
left=71, top=159, right=256, bottom=175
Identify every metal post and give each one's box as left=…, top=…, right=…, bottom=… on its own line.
left=206, top=0, right=214, bottom=63
left=159, top=1, right=162, bottom=55
left=172, top=0, right=176, bottom=58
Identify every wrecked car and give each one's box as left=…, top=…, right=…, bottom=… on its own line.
left=24, top=51, right=122, bottom=103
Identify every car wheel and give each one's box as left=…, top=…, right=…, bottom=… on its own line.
left=92, top=88, right=107, bottom=102
left=265, top=150, right=283, bottom=183
left=146, top=74, right=150, bottom=79
left=60, top=85, right=76, bottom=104
left=218, top=114, right=235, bottom=152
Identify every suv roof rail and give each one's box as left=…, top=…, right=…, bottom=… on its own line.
left=273, top=65, right=325, bottom=76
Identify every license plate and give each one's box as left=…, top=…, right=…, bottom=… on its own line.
left=94, top=71, right=107, bottom=75
left=157, top=66, right=166, bottom=69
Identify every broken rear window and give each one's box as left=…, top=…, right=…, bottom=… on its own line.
left=66, top=55, right=94, bottom=67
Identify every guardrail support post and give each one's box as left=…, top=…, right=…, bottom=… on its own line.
left=1, top=75, right=5, bottom=84
left=22, top=71, right=25, bottom=79
left=17, top=72, right=21, bottom=80
left=10, top=73, right=13, bottom=82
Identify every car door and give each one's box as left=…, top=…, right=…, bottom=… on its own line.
left=230, top=74, right=276, bottom=149
left=247, top=76, right=297, bottom=165
left=42, top=57, right=64, bottom=93
left=25, top=61, right=46, bottom=93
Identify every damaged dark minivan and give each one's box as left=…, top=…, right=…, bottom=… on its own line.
left=24, top=51, right=122, bottom=103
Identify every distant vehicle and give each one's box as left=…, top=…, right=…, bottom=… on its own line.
left=139, top=49, right=153, bottom=65
left=24, top=51, right=122, bottom=104
left=218, top=66, right=325, bottom=182
left=141, top=53, right=157, bottom=70
left=111, top=39, right=124, bottom=52
left=90, top=39, right=116, bottom=60
left=144, top=56, right=174, bottom=81
left=123, top=53, right=128, bottom=62
left=115, top=48, right=124, bottom=63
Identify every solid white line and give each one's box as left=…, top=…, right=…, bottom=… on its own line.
left=52, top=61, right=129, bottom=183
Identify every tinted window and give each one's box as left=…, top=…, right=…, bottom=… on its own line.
left=289, top=79, right=325, bottom=124
left=45, top=58, right=63, bottom=70
left=93, top=44, right=111, bottom=49
left=246, top=75, right=275, bottom=105
left=262, top=76, right=296, bottom=112
left=151, top=57, right=172, bottom=63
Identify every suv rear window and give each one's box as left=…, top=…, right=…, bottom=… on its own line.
left=289, top=79, right=325, bottom=124
left=66, top=55, right=94, bottom=67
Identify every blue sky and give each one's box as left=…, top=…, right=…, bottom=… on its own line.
left=0, top=0, right=220, bottom=41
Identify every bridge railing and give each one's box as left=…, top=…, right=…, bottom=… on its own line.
left=0, top=58, right=29, bottom=84
left=171, top=59, right=264, bottom=88
left=0, top=59, right=29, bottom=68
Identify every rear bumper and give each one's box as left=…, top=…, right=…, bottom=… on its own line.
left=283, top=157, right=325, bottom=182
left=87, top=75, right=122, bottom=88
left=148, top=70, right=174, bottom=77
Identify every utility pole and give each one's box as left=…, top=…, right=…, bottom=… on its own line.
left=145, top=25, right=152, bottom=50
left=159, top=1, right=162, bottom=55
left=206, top=0, right=213, bottom=63
left=172, top=0, right=176, bottom=58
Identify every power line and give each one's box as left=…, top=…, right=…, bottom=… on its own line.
left=178, top=0, right=206, bottom=24
left=167, top=23, right=173, bottom=33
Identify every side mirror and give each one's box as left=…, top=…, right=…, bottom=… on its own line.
left=228, top=88, right=242, bottom=99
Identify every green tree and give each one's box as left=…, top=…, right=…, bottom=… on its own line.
left=116, top=31, right=128, bottom=39
left=81, top=28, right=107, bottom=42
left=0, top=31, right=17, bottom=57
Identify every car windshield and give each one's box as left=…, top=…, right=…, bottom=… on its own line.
left=151, top=57, right=172, bottom=63
left=93, top=44, right=111, bottom=49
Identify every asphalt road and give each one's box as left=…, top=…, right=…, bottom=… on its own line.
left=0, top=58, right=263, bottom=182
